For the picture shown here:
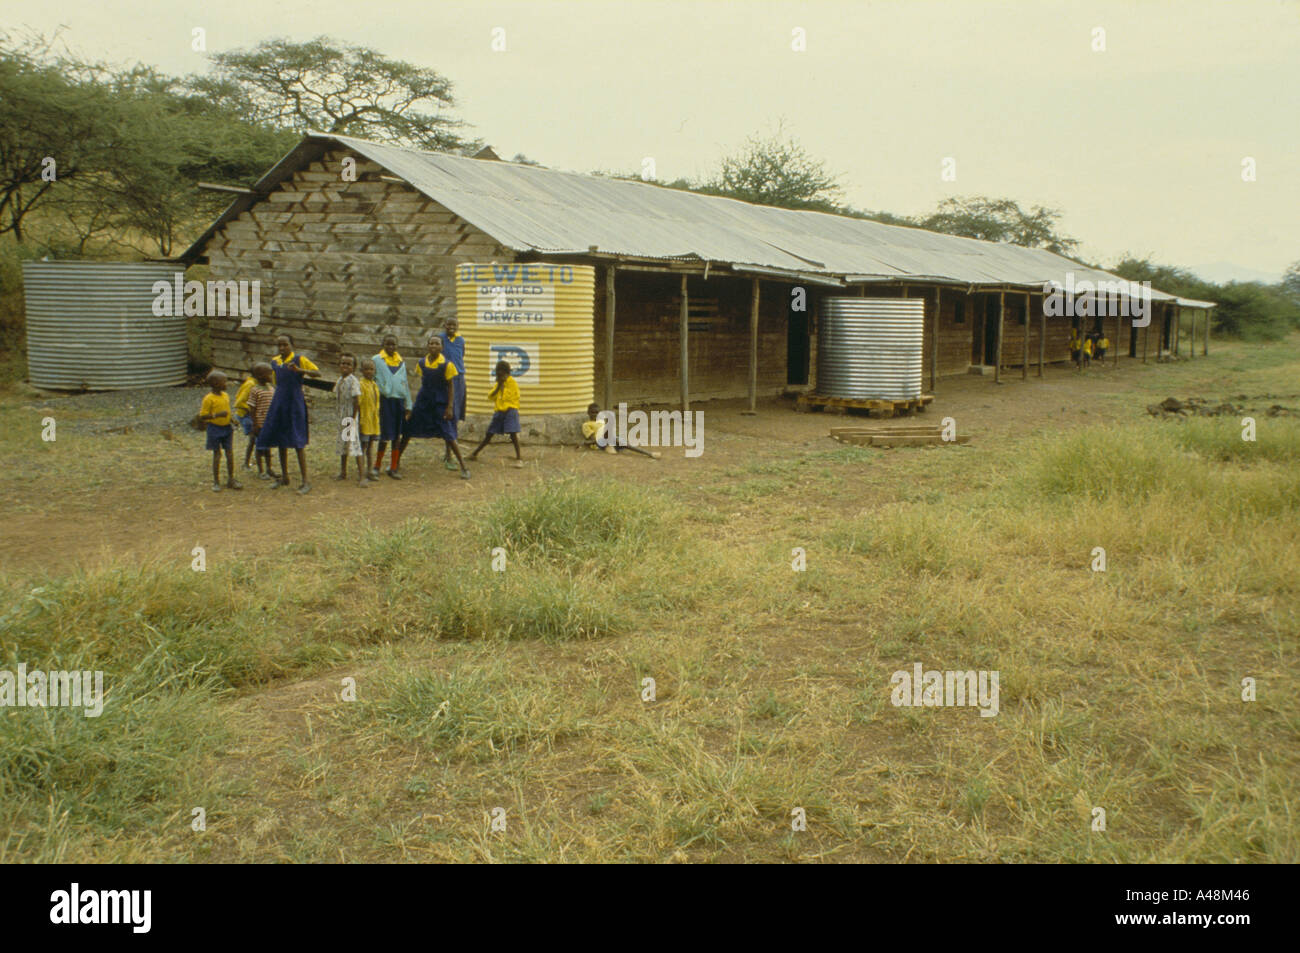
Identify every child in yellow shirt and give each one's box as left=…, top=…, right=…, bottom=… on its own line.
left=467, top=360, right=524, bottom=468
left=199, top=370, right=242, bottom=492
left=357, top=358, right=382, bottom=481
left=232, top=368, right=258, bottom=471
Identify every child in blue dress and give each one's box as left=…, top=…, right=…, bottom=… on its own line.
left=256, top=333, right=321, bottom=494
left=394, top=334, right=469, bottom=480
left=439, top=317, right=466, bottom=470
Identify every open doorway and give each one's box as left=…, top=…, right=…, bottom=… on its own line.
left=982, top=297, right=1000, bottom=365
left=787, top=293, right=810, bottom=386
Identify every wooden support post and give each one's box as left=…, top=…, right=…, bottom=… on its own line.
left=747, top=277, right=759, bottom=412
left=1037, top=293, right=1045, bottom=377
left=1174, top=305, right=1181, bottom=357
left=1114, top=312, right=1119, bottom=366
left=679, top=274, right=689, bottom=413
left=995, top=291, right=1005, bottom=383
left=1204, top=308, right=1210, bottom=356
left=604, top=265, right=616, bottom=409
left=1142, top=312, right=1149, bottom=363
left=978, top=295, right=987, bottom=370
left=1022, top=292, right=1029, bottom=380
left=931, top=287, right=939, bottom=393
left=1189, top=308, right=1195, bottom=360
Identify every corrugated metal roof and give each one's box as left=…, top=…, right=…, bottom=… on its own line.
left=182, top=133, right=1213, bottom=308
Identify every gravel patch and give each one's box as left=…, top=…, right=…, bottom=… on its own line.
left=18, top=383, right=330, bottom=436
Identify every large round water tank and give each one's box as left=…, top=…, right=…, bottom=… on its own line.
left=817, top=297, right=924, bottom=400
left=23, top=261, right=188, bottom=390
left=455, top=262, right=595, bottom=414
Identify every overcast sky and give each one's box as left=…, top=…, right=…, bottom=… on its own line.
left=5, top=0, right=1297, bottom=280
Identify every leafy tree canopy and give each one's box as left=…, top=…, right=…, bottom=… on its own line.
left=189, top=36, right=477, bottom=153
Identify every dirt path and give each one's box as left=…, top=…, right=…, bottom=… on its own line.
left=0, top=359, right=1214, bottom=577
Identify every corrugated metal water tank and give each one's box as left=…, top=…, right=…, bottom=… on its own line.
left=818, top=297, right=924, bottom=400
left=456, top=262, right=595, bottom=414
left=23, top=261, right=187, bottom=390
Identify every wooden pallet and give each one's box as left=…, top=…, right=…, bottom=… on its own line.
left=795, top=393, right=934, bottom=418
left=829, top=425, right=969, bottom=448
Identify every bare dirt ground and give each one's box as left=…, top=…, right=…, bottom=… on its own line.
left=0, top=355, right=1255, bottom=577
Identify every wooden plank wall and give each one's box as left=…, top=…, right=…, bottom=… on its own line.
left=206, top=146, right=510, bottom=377
left=931, top=290, right=976, bottom=376
left=593, top=271, right=791, bottom=405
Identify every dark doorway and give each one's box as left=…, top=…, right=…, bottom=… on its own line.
left=787, top=298, right=810, bottom=386
left=1161, top=310, right=1172, bottom=351
left=983, top=296, right=1000, bottom=366
left=1128, top=318, right=1138, bottom=358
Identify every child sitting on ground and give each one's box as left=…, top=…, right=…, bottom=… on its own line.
left=199, top=370, right=242, bottom=491
left=582, top=403, right=660, bottom=459
left=468, top=360, right=524, bottom=469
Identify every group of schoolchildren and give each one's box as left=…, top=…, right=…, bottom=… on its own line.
left=1068, top=327, right=1111, bottom=367
left=198, top=317, right=526, bottom=494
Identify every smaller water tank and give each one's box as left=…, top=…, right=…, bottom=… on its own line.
left=818, top=297, right=924, bottom=400
left=23, top=261, right=187, bottom=390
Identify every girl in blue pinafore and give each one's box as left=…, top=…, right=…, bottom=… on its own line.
left=256, top=333, right=321, bottom=494
left=395, top=334, right=469, bottom=479
left=439, top=317, right=466, bottom=470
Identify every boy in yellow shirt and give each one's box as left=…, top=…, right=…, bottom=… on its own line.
left=357, top=358, right=382, bottom=481
left=232, top=367, right=258, bottom=471
left=199, top=370, right=242, bottom=492
left=467, top=360, right=524, bottom=468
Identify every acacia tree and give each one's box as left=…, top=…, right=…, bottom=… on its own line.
left=96, top=66, right=297, bottom=256
left=190, top=36, right=476, bottom=151
left=0, top=34, right=119, bottom=241
left=709, top=129, right=843, bottom=211
left=919, top=197, right=1079, bottom=255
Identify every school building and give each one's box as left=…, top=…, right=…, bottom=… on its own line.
left=181, top=132, right=1215, bottom=414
